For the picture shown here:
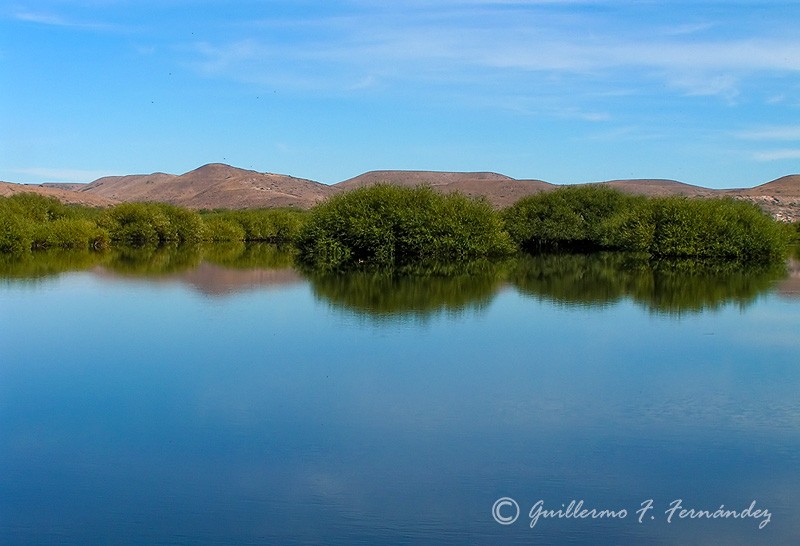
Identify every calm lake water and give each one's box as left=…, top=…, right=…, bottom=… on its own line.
left=2, top=246, right=799, bottom=545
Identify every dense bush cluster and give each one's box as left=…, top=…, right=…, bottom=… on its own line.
left=503, top=186, right=789, bottom=263
left=502, top=186, right=644, bottom=251
left=0, top=187, right=792, bottom=266
left=0, top=194, right=305, bottom=253
left=295, top=185, right=515, bottom=270
left=200, top=209, right=306, bottom=242
left=101, top=202, right=207, bottom=245
left=0, top=193, right=108, bottom=252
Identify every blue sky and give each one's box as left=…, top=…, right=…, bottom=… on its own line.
left=1, top=0, right=799, bottom=187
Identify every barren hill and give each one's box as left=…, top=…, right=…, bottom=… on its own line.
left=0, top=181, right=119, bottom=207
left=722, top=175, right=800, bottom=222
left=80, top=172, right=177, bottom=201
left=80, top=164, right=335, bottom=209
left=593, top=179, right=718, bottom=198
left=3, top=165, right=799, bottom=220
left=41, top=183, right=87, bottom=191
left=337, top=170, right=553, bottom=207
left=737, top=174, right=800, bottom=198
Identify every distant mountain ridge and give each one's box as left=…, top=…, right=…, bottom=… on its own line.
left=77, top=164, right=332, bottom=209
left=2, top=164, right=799, bottom=220
left=338, top=170, right=553, bottom=208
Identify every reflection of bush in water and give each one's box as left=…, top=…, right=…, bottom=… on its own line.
left=203, top=243, right=295, bottom=269
left=509, top=252, right=643, bottom=306
left=0, top=248, right=108, bottom=279
left=1, top=246, right=787, bottom=316
left=106, top=243, right=296, bottom=275
left=0, top=243, right=299, bottom=279
left=104, top=244, right=204, bottom=275
left=511, top=252, right=786, bottom=314
left=637, top=259, right=786, bottom=313
left=307, top=260, right=509, bottom=320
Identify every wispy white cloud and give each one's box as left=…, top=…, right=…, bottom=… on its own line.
left=736, top=126, right=800, bottom=141
left=752, top=149, right=800, bottom=162
left=188, top=5, right=800, bottom=104
left=658, top=22, right=716, bottom=37
left=665, top=72, right=740, bottom=102
left=14, top=11, right=69, bottom=26
left=13, top=10, right=121, bottom=31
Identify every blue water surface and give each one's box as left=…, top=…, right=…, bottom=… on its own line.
left=1, top=262, right=799, bottom=545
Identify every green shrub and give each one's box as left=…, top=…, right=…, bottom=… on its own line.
left=101, top=202, right=206, bottom=245
left=2, top=193, right=69, bottom=223
left=202, top=217, right=246, bottom=242
left=161, top=204, right=207, bottom=243
left=33, top=218, right=109, bottom=250
left=503, top=187, right=789, bottom=263
left=0, top=209, right=34, bottom=253
left=296, top=185, right=514, bottom=270
left=648, top=197, right=788, bottom=262
left=502, top=185, right=642, bottom=251
left=0, top=194, right=111, bottom=252
left=203, top=209, right=307, bottom=242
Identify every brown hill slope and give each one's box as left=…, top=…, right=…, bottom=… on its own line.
left=41, top=183, right=86, bottom=191
left=0, top=181, right=119, bottom=207
left=4, top=166, right=799, bottom=220
left=80, top=164, right=335, bottom=209
left=593, top=179, right=719, bottom=197
left=336, top=170, right=553, bottom=207
left=80, top=172, right=177, bottom=201
left=737, top=174, right=800, bottom=198
left=723, top=175, right=800, bottom=222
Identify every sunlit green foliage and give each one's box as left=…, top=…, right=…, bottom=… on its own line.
left=33, top=218, right=110, bottom=250
left=202, top=209, right=307, bottom=242
left=296, top=185, right=515, bottom=270
left=0, top=210, right=33, bottom=253
left=201, top=217, right=246, bottom=242
left=100, top=202, right=207, bottom=245
left=0, top=193, right=109, bottom=252
left=2, top=192, right=70, bottom=223
left=0, top=194, right=308, bottom=252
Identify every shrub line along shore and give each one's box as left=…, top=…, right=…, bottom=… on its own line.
left=1, top=186, right=797, bottom=267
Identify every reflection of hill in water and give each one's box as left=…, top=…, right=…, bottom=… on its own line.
left=777, top=258, right=800, bottom=299
left=93, top=244, right=301, bottom=296
left=92, top=262, right=302, bottom=296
